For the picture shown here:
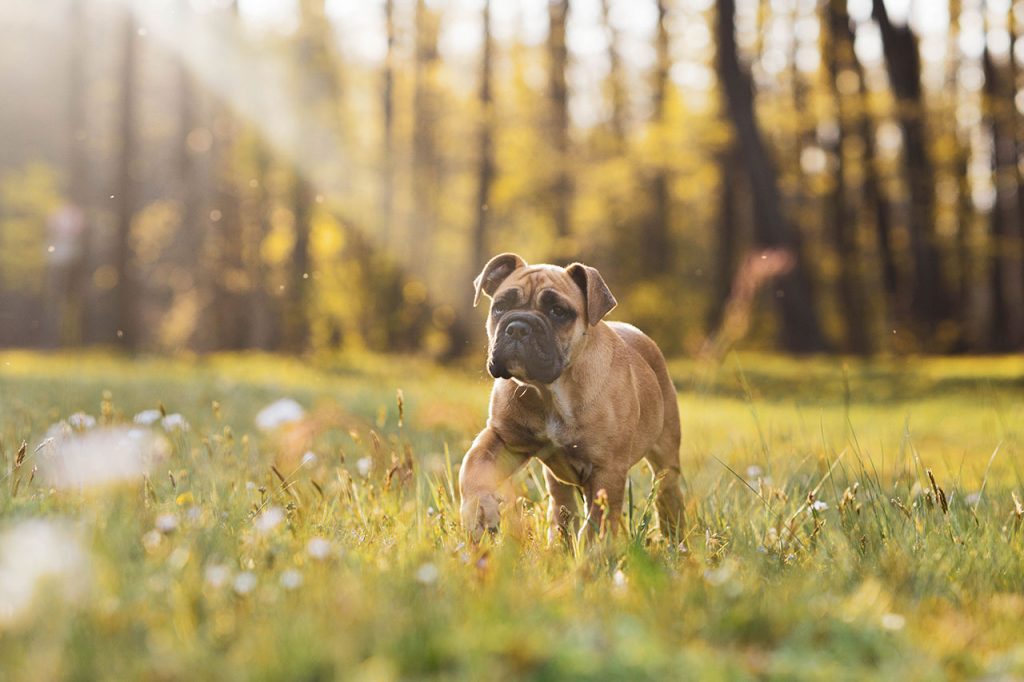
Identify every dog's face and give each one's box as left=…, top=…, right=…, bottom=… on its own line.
left=473, top=253, right=617, bottom=384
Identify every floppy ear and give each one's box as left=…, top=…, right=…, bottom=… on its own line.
left=473, top=253, right=527, bottom=307
left=566, top=262, right=617, bottom=326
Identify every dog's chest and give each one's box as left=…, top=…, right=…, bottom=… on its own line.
left=541, top=384, right=577, bottom=446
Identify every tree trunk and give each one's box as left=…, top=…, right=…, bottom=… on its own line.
left=247, top=145, right=275, bottom=351
left=66, top=0, right=90, bottom=346
left=641, top=0, right=673, bottom=275
left=872, top=0, right=954, bottom=341
left=471, top=0, right=495, bottom=273
left=548, top=0, right=572, bottom=250
left=707, top=144, right=742, bottom=332
left=113, top=9, right=138, bottom=351
left=379, top=0, right=396, bottom=249
left=715, top=0, right=828, bottom=353
left=983, top=44, right=1024, bottom=349
left=599, top=0, right=628, bottom=148
left=412, top=0, right=440, bottom=275
left=824, top=0, right=871, bottom=355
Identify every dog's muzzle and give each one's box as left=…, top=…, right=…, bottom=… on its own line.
left=487, top=312, right=564, bottom=384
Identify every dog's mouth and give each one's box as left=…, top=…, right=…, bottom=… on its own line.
left=487, top=313, right=564, bottom=384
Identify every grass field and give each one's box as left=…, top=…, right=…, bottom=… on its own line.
left=1, top=350, right=1023, bottom=680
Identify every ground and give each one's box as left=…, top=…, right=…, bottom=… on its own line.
left=1, top=350, right=1023, bottom=680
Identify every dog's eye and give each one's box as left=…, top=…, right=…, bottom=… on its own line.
left=549, top=305, right=570, bottom=320
left=491, top=303, right=506, bottom=316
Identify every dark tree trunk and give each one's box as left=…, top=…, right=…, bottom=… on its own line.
left=840, top=2, right=901, bottom=339
left=548, top=0, right=572, bottom=248
left=707, top=145, right=742, bottom=332
left=598, top=0, right=628, bottom=148
left=380, top=0, right=396, bottom=248
left=113, top=9, right=138, bottom=351
left=66, top=0, right=90, bottom=346
left=285, top=173, right=313, bottom=352
left=412, top=0, right=441, bottom=275
left=872, top=0, right=954, bottom=341
left=983, top=45, right=1024, bottom=349
left=173, top=42, right=212, bottom=352
left=641, top=0, right=673, bottom=275
left=471, top=0, right=495, bottom=273
left=715, top=0, right=828, bottom=352
left=825, top=0, right=871, bottom=355
left=212, top=117, right=246, bottom=350
left=247, top=145, right=275, bottom=351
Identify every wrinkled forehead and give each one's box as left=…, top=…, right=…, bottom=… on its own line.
left=493, top=265, right=583, bottom=308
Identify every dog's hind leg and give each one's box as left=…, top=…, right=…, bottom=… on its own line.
left=645, top=431, right=685, bottom=542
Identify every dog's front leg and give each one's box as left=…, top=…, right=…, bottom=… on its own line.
left=580, top=468, right=627, bottom=542
left=459, top=427, right=526, bottom=542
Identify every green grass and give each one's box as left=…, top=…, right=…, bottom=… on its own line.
left=1, top=350, right=1023, bottom=680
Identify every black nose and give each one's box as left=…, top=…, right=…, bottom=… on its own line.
left=505, top=320, right=531, bottom=340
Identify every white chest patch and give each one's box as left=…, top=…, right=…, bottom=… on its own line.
left=544, top=383, right=576, bottom=446
left=545, top=416, right=567, bottom=446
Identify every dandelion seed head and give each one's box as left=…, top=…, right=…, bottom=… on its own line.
left=415, top=563, right=439, bottom=585
left=67, top=413, right=97, bottom=430
left=233, top=571, right=257, bottom=595
left=160, top=413, right=189, bottom=432
left=154, top=513, right=179, bottom=534
left=0, top=519, right=90, bottom=626
left=280, top=569, right=303, bottom=590
left=37, top=426, right=169, bottom=490
left=254, top=398, right=305, bottom=431
left=881, top=613, right=905, bottom=631
left=204, top=564, right=231, bottom=588
left=133, top=409, right=162, bottom=426
left=254, top=506, right=285, bottom=534
left=306, top=537, right=332, bottom=560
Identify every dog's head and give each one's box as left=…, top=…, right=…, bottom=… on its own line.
left=472, top=253, right=617, bottom=384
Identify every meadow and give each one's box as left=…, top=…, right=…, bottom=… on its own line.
left=1, top=350, right=1023, bottom=680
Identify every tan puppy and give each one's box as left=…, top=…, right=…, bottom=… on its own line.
left=459, top=253, right=684, bottom=544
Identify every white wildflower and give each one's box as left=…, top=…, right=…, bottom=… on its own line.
left=141, top=530, right=163, bottom=553
left=301, top=451, right=318, bottom=467
left=306, top=537, right=332, bottom=560
left=612, top=569, right=627, bottom=589
left=0, top=519, right=90, bottom=626
left=160, top=413, right=189, bottom=432
left=356, top=457, right=372, bottom=477
left=254, top=506, right=285, bottom=534
left=746, top=465, right=764, bottom=479
left=255, top=398, right=305, bottom=431
left=67, top=413, right=97, bottom=430
left=154, top=513, right=179, bottom=534
left=168, top=548, right=190, bottom=571
left=36, top=426, right=169, bottom=490
left=880, top=613, right=905, bottom=631
left=415, top=563, right=439, bottom=585
left=280, top=569, right=303, bottom=590
left=204, top=564, right=231, bottom=588
left=810, top=500, right=829, bottom=513
left=133, top=409, right=162, bottom=426
left=232, top=571, right=257, bottom=595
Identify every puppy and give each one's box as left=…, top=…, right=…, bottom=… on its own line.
left=459, top=253, right=684, bottom=543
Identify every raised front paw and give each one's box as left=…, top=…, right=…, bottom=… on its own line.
left=461, top=492, right=501, bottom=542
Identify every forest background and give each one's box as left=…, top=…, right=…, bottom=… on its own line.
left=2, top=0, right=1023, bottom=359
